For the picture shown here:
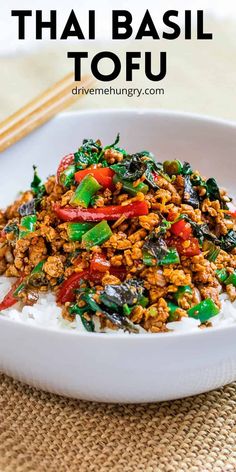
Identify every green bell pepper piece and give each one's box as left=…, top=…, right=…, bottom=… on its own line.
left=59, top=164, right=76, bottom=187
left=167, top=301, right=179, bottom=322
left=81, top=220, right=112, bottom=249
left=19, top=215, right=37, bottom=238
left=225, top=271, right=236, bottom=286
left=216, top=268, right=228, bottom=284
left=70, top=174, right=101, bottom=208
left=174, top=285, right=192, bottom=304
left=159, top=248, right=180, bottom=265
left=187, top=298, right=219, bottom=323
left=67, top=222, right=94, bottom=241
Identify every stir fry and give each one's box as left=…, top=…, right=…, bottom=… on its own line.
left=1, top=134, right=236, bottom=333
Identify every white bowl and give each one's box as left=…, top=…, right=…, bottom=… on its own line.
left=0, top=109, right=236, bottom=403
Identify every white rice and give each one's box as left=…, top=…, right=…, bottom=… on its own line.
left=0, top=276, right=236, bottom=334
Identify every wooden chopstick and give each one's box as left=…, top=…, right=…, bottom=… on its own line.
left=0, top=73, right=95, bottom=153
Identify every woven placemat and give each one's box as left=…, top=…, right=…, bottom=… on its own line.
left=0, top=374, right=235, bottom=472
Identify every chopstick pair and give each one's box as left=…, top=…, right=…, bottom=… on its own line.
left=0, top=73, right=95, bottom=153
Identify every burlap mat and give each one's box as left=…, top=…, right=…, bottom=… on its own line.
left=0, top=374, right=235, bottom=472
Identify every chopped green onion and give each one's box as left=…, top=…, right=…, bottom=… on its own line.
left=216, top=268, right=228, bottom=284
left=67, top=222, right=94, bottom=241
left=123, top=304, right=131, bottom=316
left=19, top=215, right=37, bottom=238
left=203, top=240, right=220, bottom=262
left=81, top=220, right=112, bottom=249
left=225, top=271, right=236, bottom=287
left=113, top=174, right=149, bottom=196
left=187, top=298, right=219, bottom=323
left=70, top=174, right=101, bottom=208
left=174, top=285, right=192, bottom=304
left=159, top=248, right=180, bottom=265
left=13, top=260, right=45, bottom=297
left=59, top=165, right=76, bottom=187
left=139, top=296, right=149, bottom=308
left=163, top=160, right=183, bottom=176
left=81, top=292, right=101, bottom=313
left=167, top=301, right=179, bottom=322
left=142, top=250, right=156, bottom=266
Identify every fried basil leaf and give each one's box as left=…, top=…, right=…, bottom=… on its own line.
left=79, top=285, right=139, bottom=333
left=102, top=310, right=139, bottom=333
left=182, top=216, right=218, bottom=245
left=220, top=230, right=236, bottom=253
left=205, top=178, right=221, bottom=202
left=111, top=154, right=147, bottom=181
left=18, top=199, right=36, bottom=216
left=182, top=162, right=193, bottom=175
left=182, top=216, right=236, bottom=253
left=143, top=230, right=169, bottom=261
left=183, top=175, right=199, bottom=208
left=74, top=138, right=102, bottom=169
left=111, top=152, right=160, bottom=189
left=3, top=222, right=19, bottom=237
left=31, top=166, right=45, bottom=198
left=101, top=280, right=144, bottom=308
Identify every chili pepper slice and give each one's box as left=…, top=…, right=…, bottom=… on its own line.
left=170, top=219, right=192, bottom=240
left=75, top=167, right=115, bottom=189
left=57, top=153, right=75, bottom=183
left=225, top=210, right=236, bottom=218
left=0, top=275, right=25, bottom=311
left=54, top=200, right=149, bottom=222
left=57, top=263, right=127, bottom=304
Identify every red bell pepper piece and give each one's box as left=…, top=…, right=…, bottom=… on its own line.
left=54, top=201, right=149, bottom=222
left=57, top=264, right=127, bottom=304
left=225, top=210, right=236, bottom=218
left=0, top=275, right=25, bottom=311
left=57, top=153, right=74, bottom=183
left=90, top=253, right=111, bottom=273
left=167, top=236, right=200, bottom=257
left=109, top=266, right=127, bottom=281
left=75, top=168, right=115, bottom=189
left=171, top=219, right=192, bottom=240
left=57, top=270, right=89, bottom=304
